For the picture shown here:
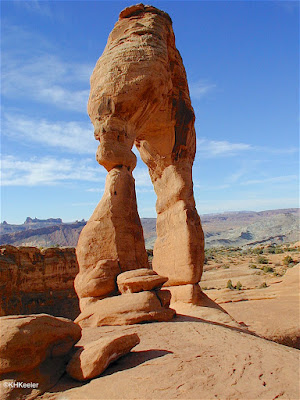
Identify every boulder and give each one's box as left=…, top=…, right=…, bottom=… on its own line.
left=75, top=291, right=175, bottom=328
left=66, top=333, right=140, bottom=381
left=0, top=314, right=81, bottom=400
left=117, top=268, right=168, bottom=293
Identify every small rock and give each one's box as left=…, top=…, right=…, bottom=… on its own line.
left=66, top=333, right=140, bottom=381
left=117, top=268, right=168, bottom=293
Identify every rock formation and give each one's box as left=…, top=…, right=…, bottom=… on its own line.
left=75, top=3, right=204, bottom=310
left=39, top=317, right=300, bottom=400
left=66, top=333, right=140, bottom=381
left=0, top=245, right=80, bottom=319
left=0, top=314, right=81, bottom=400
left=117, top=268, right=168, bottom=293
left=75, top=289, right=175, bottom=328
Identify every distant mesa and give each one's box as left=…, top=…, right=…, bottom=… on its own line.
left=0, top=209, right=299, bottom=249
left=24, top=217, right=63, bottom=225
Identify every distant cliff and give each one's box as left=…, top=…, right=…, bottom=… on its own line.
left=0, top=209, right=299, bottom=249
left=0, top=245, right=80, bottom=319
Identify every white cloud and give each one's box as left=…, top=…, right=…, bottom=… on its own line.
left=196, top=197, right=299, bottom=215
left=197, top=138, right=252, bottom=157
left=13, top=0, right=53, bottom=17
left=86, top=188, right=104, bottom=193
left=133, top=167, right=153, bottom=187
left=3, top=114, right=96, bottom=154
left=2, top=49, right=93, bottom=112
left=189, top=80, right=216, bottom=100
left=1, top=155, right=103, bottom=186
left=241, top=175, right=298, bottom=186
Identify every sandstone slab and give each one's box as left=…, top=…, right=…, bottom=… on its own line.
left=75, top=291, right=175, bottom=328
left=221, top=264, right=300, bottom=348
left=0, top=314, right=81, bottom=400
left=38, top=314, right=299, bottom=400
left=117, top=268, right=168, bottom=293
left=66, top=333, right=140, bottom=381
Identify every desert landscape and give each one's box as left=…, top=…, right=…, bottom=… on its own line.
left=0, top=3, right=299, bottom=400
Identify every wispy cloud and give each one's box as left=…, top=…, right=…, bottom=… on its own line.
left=3, top=114, right=96, bottom=154
left=189, top=80, right=216, bottom=100
left=241, top=175, right=299, bottom=186
left=196, top=138, right=298, bottom=158
left=133, top=167, right=153, bottom=187
left=2, top=53, right=92, bottom=112
left=86, top=188, right=104, bottom=193
left=2, top=21, right=93, bottom=113
left=196, top=197, right=299, bottom=215
left=1, top=155, right=103, bottom=186
left=197, top=138, right=252, bottom=157
left=13, top=0, right=53, bottom=18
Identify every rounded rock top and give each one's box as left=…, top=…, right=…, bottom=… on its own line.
left=119, top=3, right=172, bottom=24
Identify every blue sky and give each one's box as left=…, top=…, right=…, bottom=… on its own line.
left=1, top=0, right=299, bottom=224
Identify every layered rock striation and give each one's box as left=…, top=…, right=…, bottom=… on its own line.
left=0, top=245, right=80, bottom=319
left=76, top=3, right=204, bottom=311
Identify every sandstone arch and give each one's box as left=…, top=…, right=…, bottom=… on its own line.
left=75, top=4, right=204, bottom=311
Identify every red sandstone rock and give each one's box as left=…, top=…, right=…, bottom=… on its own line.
left=117, top=268, right=168, bottom=293
left=75, top=291, right=175, bottom=328
left=0, top=314, right=81, bottom=400
left=0, top=245, right=79, bottom=319
left=75, top=3, right=204, bottom=308
left=75, top=167, right=149, bottom=310
left=66, top=333, right=140, bottom=381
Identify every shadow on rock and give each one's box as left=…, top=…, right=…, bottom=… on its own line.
left=102, top=349, right=174, bottom=376
left=46, top=349, right=173, bottom=394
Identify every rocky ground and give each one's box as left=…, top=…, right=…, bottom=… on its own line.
left=200, top=242, right=300, bottom=348
left=38, top=313, right=299, bottom=400
left=34, top=242, right=299, bottom=400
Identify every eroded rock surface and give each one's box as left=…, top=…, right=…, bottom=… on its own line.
left=117, top=268, right=168, bottom=293
left=75, top=291, right=175, bottom=328
left=0, top=245, right=80, bottom=319
left=75, top=3, right=204, bottom=309
left=0, top=314, right=81, bottom=400
left=38, top=315, right=299, bottom=400
left=66, top=333, right=140, bottom=381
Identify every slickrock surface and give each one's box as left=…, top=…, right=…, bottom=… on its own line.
left=75, top=291, right=175, bottom=328
left=39, top=313, right=299, bottom=400
left=117, top=268, right=168, bottom=293
left=220, top=264, right=300, bottom=348
left=66, top=333, right=140, bottom=381
left=0, top=314, right=81, bottom=400
left=75, top=2, right=204, bottom=309
left=0, top=245, right=80, bottom=319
